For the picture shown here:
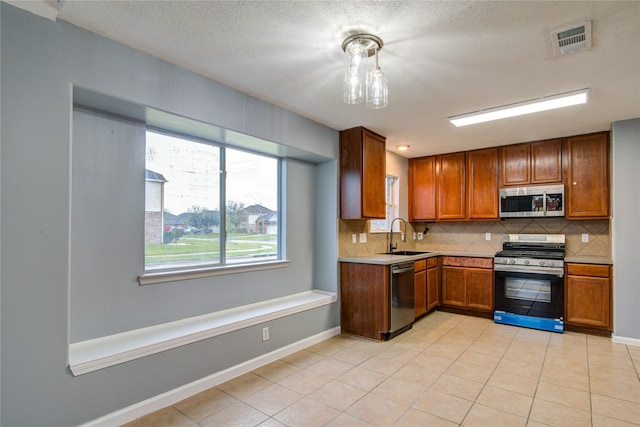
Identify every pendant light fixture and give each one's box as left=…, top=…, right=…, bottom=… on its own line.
left=342, top=34, right=388, bottom=109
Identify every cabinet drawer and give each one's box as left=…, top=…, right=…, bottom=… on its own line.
left=442, top=256, right=493, bottom=269
left=566, top=263, right=610, bottom=278
left=426, top=257, right=438, bottom=268
left=414, top=259, right=427, bottom=272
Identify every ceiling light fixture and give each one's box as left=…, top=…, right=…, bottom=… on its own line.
left=342, top=34, right=388, bottom=109
left=448, top=88, right=590, bottom=127
left=396, top=144, right=410, bottom=151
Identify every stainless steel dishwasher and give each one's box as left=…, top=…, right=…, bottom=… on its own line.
left=389, top=261, right=415, bottom=338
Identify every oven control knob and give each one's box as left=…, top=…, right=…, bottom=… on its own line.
left=500, top=258, right=508, bottom=264
left=524, top=260, right=530, bottom=265
left=509, top=259, right=516, bottom=264
left=539, top=261, right=546, bottom=266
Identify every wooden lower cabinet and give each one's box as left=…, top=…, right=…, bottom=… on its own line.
left=340, top=262, right=389, bottom=341
left=441, top=267, right=467, bottom=307
left=467, top=269, right=494, bottom=311
left=565, top=263, right=612, bottom=331
left=414, top=259, right=427, bottom=318
left=415, top=257, right=439, bottom=318
left=426, top=258, right=440, bottom=311
left=441, top=257, right=493, bottom=313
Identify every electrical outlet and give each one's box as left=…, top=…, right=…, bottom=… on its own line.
left=359, top=233, right=367, bottom=243
left=485, top=232, right=491, bottom=241
left=262, top=327, right=269, bottom=342
left=417, top=232, right=424, bottom=240
left=582, top=233, right=589, bottom=243
left=352, top=234, right=356, bottom=244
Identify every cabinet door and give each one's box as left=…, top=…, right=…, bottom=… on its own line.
left=409, top=156, right=436, bottom=221
left=466, top=268, right=493, bottom=311
left=441, top=266, right=466, bottom=307
left=414, top=270, right=427, bottom=317
left=339, top=263, right=389, bottom=340
left=566, top=275, right=611, bottom=329
left=437, top=152, right=466, bottom=220
left=339, top=127, right=386, bottom=219
left=362, top=130, right=387, bottom=218
left=500, top=144, right=530, bottom=186
left=531, top=139, right=563, bottom=184
left=426, top=266, right=439, bottom=311
left=566, top=132, right=609, bottom=219
left=467, top=148, right=499, bottom=219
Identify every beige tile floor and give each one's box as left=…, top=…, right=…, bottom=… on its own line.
left=123, top=312, right=640, bottom=427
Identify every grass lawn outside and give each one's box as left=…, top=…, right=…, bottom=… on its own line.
left=145, top=233, right=277, bottom=266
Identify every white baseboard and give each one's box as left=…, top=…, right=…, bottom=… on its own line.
left=80, top=326, right=341, bottom=427
left=612, top=334, right=640, bottom=347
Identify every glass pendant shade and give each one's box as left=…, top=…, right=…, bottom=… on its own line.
left=343, top=63, right=364, bottom=104
left=366, top=67, right=388, bottom=109
left=343, top=40, right=367, bottom=104
left=341, top=34, right=387, bottom=108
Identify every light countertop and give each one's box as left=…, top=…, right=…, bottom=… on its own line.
left=564, top=256, right=613, bottom=265
left=339, top=252, right=612, bottom=266
left=338, top=250, right=495, bottom=265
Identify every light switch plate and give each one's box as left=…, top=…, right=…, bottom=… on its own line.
left=352, top=234, right=357, bottom=244
left=359, top=233, right=367, bottom=243
left=485, top=232, right=491, bottom=241
left=582, top=233, right=589, bottom=243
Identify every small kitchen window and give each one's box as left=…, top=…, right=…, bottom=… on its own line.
left=370, top=174, right=399, bottom=232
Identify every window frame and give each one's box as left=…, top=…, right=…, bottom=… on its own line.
left=141, top=128, right=285, bottom=283
left=369, top=174, right=399, bottom=233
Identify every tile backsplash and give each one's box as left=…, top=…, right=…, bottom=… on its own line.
left=338, top=218, right=610, bottom=259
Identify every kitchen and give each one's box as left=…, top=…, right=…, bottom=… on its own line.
left=2, top=2, right=639, bottom=426
left=338, top=127, right=613, bottom=341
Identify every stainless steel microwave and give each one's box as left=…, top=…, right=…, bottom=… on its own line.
left=499, top=184, right=565, bottom=218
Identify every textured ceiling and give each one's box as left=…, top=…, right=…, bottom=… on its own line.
left=19, top=1, right=640, bottom=157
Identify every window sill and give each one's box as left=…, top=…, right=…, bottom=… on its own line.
left=68, top=289, right=337, bottom=376
left=139, top=260, right=290, bottom=285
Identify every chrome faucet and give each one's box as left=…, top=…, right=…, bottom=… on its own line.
left=389, top=217, right=407, bottom=253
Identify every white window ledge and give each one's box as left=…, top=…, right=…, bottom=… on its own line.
left=139, top=260, right=290, bottom=285
left=68, top=289, right=337, bottom=376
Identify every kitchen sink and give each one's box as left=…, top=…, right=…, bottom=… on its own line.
left=383, top=250, right=431, bottom=255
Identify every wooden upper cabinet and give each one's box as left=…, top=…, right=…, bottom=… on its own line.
left=466, top=148, right=499, bottom=219
left=565, top=132, right=610, bottom=219
left=408, top=156, right=436, bottom=221
left=339, top=127, right=386, bottom=219
left=500, top=143, right=530, bottom=186
left=500, top=139, right=563, bottom=187
left=436, top=152, right=466, bottom=220
left=531, top=139, right=563, bottom=183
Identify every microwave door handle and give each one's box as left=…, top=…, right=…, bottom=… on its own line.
left=542, top=191, right=547, bottom=216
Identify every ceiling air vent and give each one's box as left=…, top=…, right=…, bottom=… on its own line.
left=551, top=21, right=592, bottom=56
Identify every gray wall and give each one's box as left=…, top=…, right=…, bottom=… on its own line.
left=1, top=4, right=339, bottom=426
left=611, top=118, right=640, bottom=340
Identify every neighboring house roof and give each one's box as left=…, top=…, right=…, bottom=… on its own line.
left=145, top=169, right=167, bottom=182
left=243, top=204, right=274, bottom=215
left=258, top=213, right=278, bottom=224
left=163, top=211, right=190, bottom=226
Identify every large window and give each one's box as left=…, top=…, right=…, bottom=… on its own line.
left=144, top=130, right=279, bottom=271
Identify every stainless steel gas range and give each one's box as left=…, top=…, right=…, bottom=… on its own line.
left=493, top=234, right=565, bottom=333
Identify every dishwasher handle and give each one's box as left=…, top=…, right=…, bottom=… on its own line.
left=391, top=263, right=414, bottom=274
